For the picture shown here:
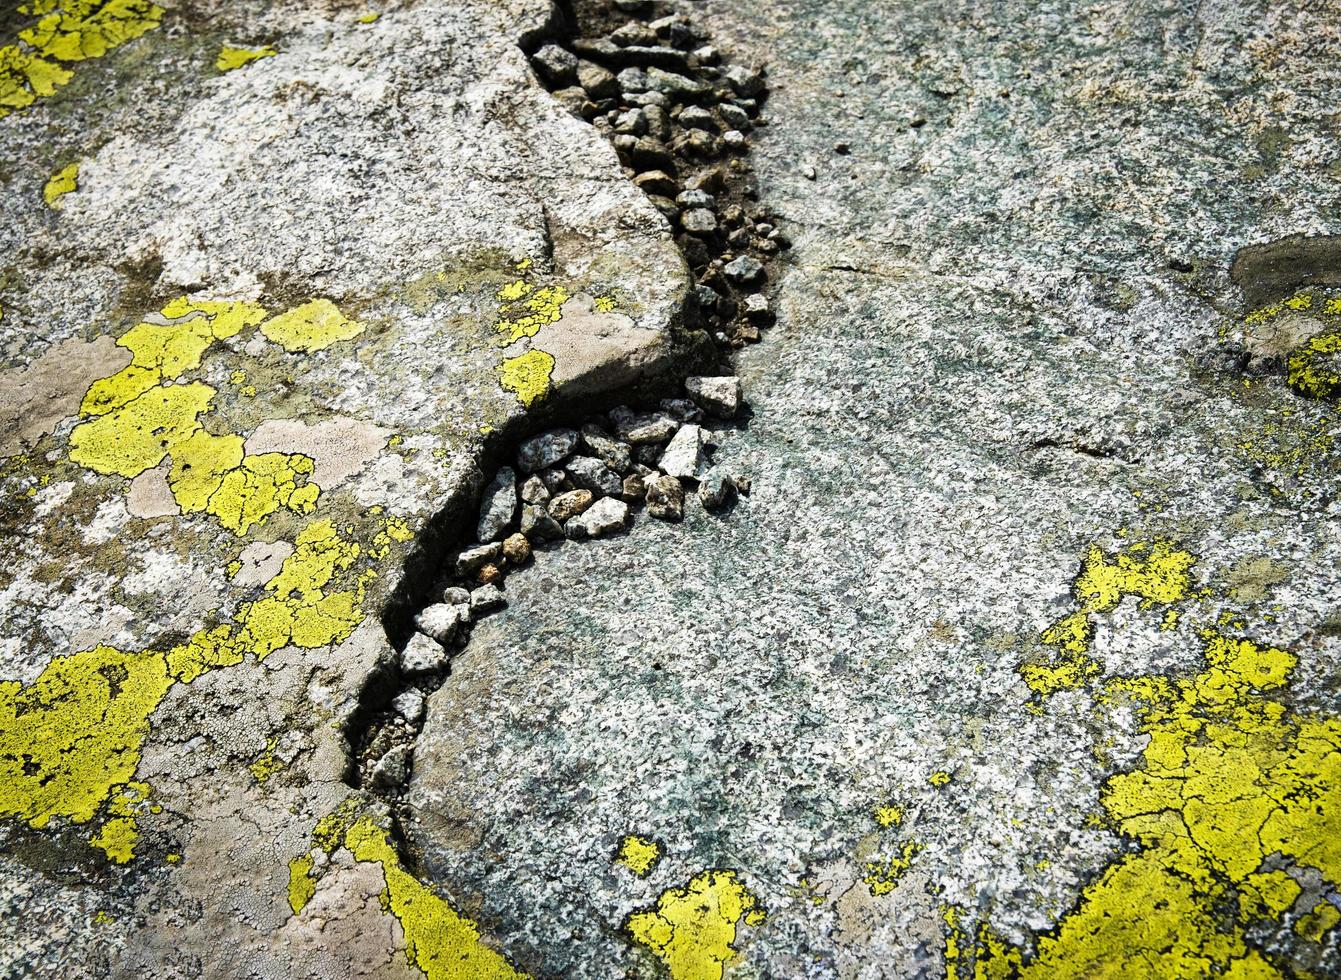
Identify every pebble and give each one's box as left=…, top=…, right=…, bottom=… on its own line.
left=698, top=469, right=738, bottom=511
left=685, top=375, right=742, bottom=417
left=517, top=428, right=579, bottom=472
left=610, top=406, right=679, bottom=443
left=548, top=489, right=595, bottom=521
left=646, top=67, right=709, bottom=101
left=456, top=541, right=502, bottom=576
left=502, top=532, right=531, bottom=566
left=392, top=688, right=425, bottom=725
left=718, top=102, right=750, bottom=130
left=414, top=603, right=467, bottom=644
left=369, top=745, right=411, bottom=790
left=677, top=188, right=715, bottom=209
left=578, top=60, right=619, bottom=100
left=565, top=497, right=631, bottom=539
left=477, top=563, right=503, bottom=586
left=609, top=21, right=655, bottom=46
left=401, top=633, right=448, bottom=675
left=617, top=67, right=650, bottom=93
left=645, top=474, right=685, bottom=521
left=679, top=128, right=718, bottom=156
left=551, top=86, right=587, bottom=117
left=520, top=475, right=550, bottom=505
left=531, top=44, right=577, bottom=87
left=660, top=397, right=704, bottom=423
left=743, top=293, right=771, bottom=320
left=614, top=108, right=647, bottom=135
left=565, top=455, right=623, bottom=497
left=476, top=466, right=517, bottom=541
left=632, top=137, right=675, bottom=172
left=681, top=208, right=717, bottom=234
left=440, top=586, right=470, bottom=606
left=722, top=129, right=747, bottom=150
left=580, top=424, right=632, bottom=472
left=693, top=45, right=720, bottom=66
left=724, top=254, right=765, bottom=286
left=470, top=583, right=507, bottom=615
left=521, top=503, right=564, bottom=542
left=723, top=64, right=765, bottom=97
left=678, top=104, right=716, bottom=130
left=621, top=472, right=647, bottom=501
left=633, top=170, right=678, bottom=196
left=659, top=423, right=705, bottom=479
left=539, top=467, right=572, bottom=494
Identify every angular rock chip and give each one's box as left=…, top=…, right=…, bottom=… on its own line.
left=518, top=429, right=580, bottom=473
left=685, top=376, right=742, bottom=418
left=521, top=503, right=564, bottom=542
left=414, top=603, right=467, bottom=645
left=401, top=633, right=448, bottom=676
left=565, top=455, right=623, bottom=497
left=549, top=489, right=595, bottom=521
left=566, top=497, right=631, bottom=539
left=645, top=474, right=685, bottom=521
left=659, top=423, right=705, bottom=479
left=476, top=466, right=518, bottom=541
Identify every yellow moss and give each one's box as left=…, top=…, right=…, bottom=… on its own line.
left=42, top=161, right=78, bottom=207
left=91, top=815, right=139, bottom=863
left=215, top=44, right=275, bottom=71
left=615, top=834, right=662, bottom=877
left=343, top=816, right=524, bottom=979
left=864, top=841, right=921, bottom=896
left=259, top=299, right=364, bottom=352
left=1, top=0, right=162, bottom=119
left=287, top=854, right=316, bottom=914
left=874, top=804, right=903, bottom=828
left=497, top=349, right=555, bottom=407
left=626, top=869, right=765, bottom=980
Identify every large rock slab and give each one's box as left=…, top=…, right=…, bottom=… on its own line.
left=406, top=1, right=1341, bottom=977
left=0, top=0, right=688, bottom=975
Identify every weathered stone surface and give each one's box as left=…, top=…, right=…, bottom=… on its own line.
left=406, top=2, right=1341, bottom=978
left=0, top=0, right=690, bottom=973
left=457, top=541, right=504, bottom=576
left=476, top=466, right=518, bottom=542
left=579, top=423, right=632, bottom=472
left=563, top=496, right=631, bottom=539
left=502, top=531, right=532, bottom=566
left=469, top=583, right=507, bottom=615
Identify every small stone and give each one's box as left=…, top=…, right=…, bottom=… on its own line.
left=681, top=208, right=717, bottom=234
left=660, top=397, right=704, bottom=422
left=802, top=164, right=817, bottom=180
left=517, top=428, right=579, bottom=472
left=502, top=532, right=531, bottom=566
left=743, top=293, right=771, bottom=320
left=678, top=104, right=716, bottom=130
left=580, top=424, right=632, bottom=472
left=650, top=196, right=680, bottom=222
left=626, top=91, right=669, bottom=109
left=617, top=67, right=650, bottom=93
left=392, top=688, right=425, bottom=725
left=441, top=586, right=470, bottom=606
left=733, top=474, right=752, bottom=495
left=632, top=138, right=675, bottom=172
left=476, top=466, right=517, bottom=541
left=723, top=255, right=765, bottom=286
left=677, top=188, right=716, bottom=209
left=645, top=475, right=684, bottom=521
left=539, top=467, right=572, bottom=494
left=633, top=170, right=678, bottom=196
left=724, top=64, right=765, bottom=97
left=634, top=443, right=664, bottom=466
left=551, top=86, right=587, bottom=117
left=470, top=583, right=507, bottom=615
left=477, top=563, right=503, bottom=586
left=414, top=602, right=466, bottom=644
left=613, top=0, right=651, bottom=11
left=520, top=475, right=550, bottom=505
left=614, top=108, right=647, bottom=135
left=609, top=21, right=655, bottom=46
left=718, top=103, right=750, bottom=130
left=531, top=44, right=577, bottom=87
left=645, top=67, right=709, bottom=101
left=610, top=406, right=680, bottom=443
left=722, top=129, right=747, bottom=150
left=565, top=497, right=631, bottom=539
left=644, top=104, right=670, bottom=140
left=565, top=455, right=623, bottom=497
left=548, top=489, right=594, bottom=521
left=400, top=633, right=448, bottom=675
left=692, top=283, right=718, bottom=314
left=370, top=744, right=411, bottom=790
left=677, top=128, right=719, bottom=157
left=693, top=45, right=720, bottom=66
left=577, top=60, right=619, bottom=100
left=621, top=472, right=647, bottom=501
left=698, top=470, right=738, bottom=511
left=685, top=376, right=742, bottom=417
left=521, top=503, right=563, bottom=542
left=456, top=541, right=503, bottom=576
left=659, top=424, right=705, bottom=479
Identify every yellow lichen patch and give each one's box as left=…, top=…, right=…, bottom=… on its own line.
left=343, top=816, right=524, bottom=979
left=615, top=834, right=662, bottom=877
left=864, top=842, right=921, bottom=896
left=1295, top=901, right=1340, bottom=943
left=69, top=381, right=216, bottom=477
left=91, top=815, right=138, bottom=863
left=356, top=11, right=380, bottom=23
left=1286, top=326, right=1340, bottom=399
left=929, top=771, right=951, bottom=787
left=259, top=299, right=363, bottom=353
left=42, top=161, right=78, bottom=207
left=956, top=621, right=1340, bottom=977
left=215, top=44, right=275, bottom=72
left=249, top=737, right=282, bottom=784
left=0, top=0, right=162, bottom=119
left=1020, top=651, right=1100, bottom=697
left=874, top=804, right=903, bottom=828
left=625, top=869, right=765, bottom=980
left=497, top=349, right=555, bottom=407
left=495, top=280, right=569, bottom=344
left=594, top=294, right=618, bottom=313
left=287, top=854, right=316, bottom=914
